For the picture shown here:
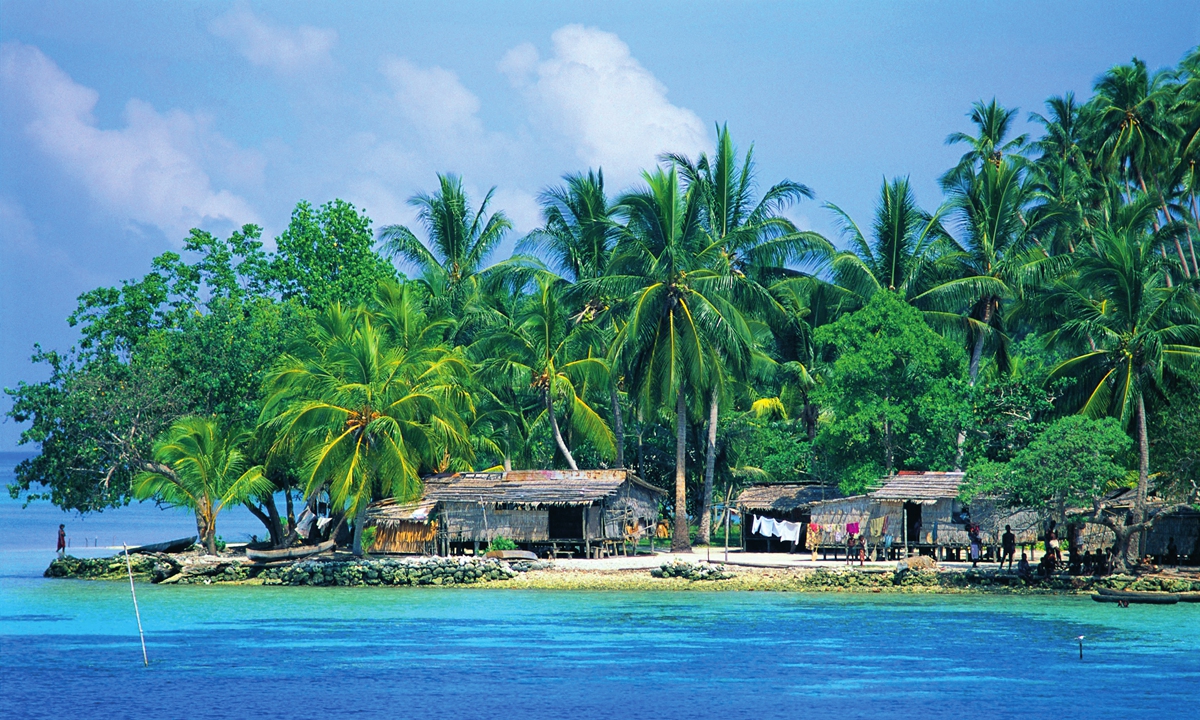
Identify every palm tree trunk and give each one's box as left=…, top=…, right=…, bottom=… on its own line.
left=1189, top=191, right=1200, bottom=276
left=546, top=392, right=578, bottom=470
left=351, top=502, right=367, bottom=557
left=1133, top=394, right=1150, bottom=560
left=968, top=299, right=994, bottom=385
left=697, top=390, right=719, bottom=546
left=672, top=390, right=691, bottom=552
left=637, top=407, right=645, bottom=477
left=610, top=386, right=625, bottom=468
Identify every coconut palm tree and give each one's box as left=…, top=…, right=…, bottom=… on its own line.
left=522, top=170, right=630, bottom=467
left=664, top=125, right=827, bottom=543
left=472, top=274, right=615, bottom=470
left=379, top=174, right=514, bottom=320
left=1043, top=204, right=1200, bottom=567
left=826, top=177, right=955, bottom=309
left=134, top=417, right=272, bottom=554
left=596, top=167, right=755, bottom=551
left=940, top=99, right=1030, bottom=189
left=261, top=292, right=473, bottom=555
left=933, top=159, right=1064, bottom=384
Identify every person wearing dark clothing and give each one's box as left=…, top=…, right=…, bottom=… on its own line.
left=968, top=526, right=982, bottom=568
left=1000, top=525, right=1016, bottom=570
left=1165, top=537, right=1179, bottom=566
left=56, top=524, right=66, bottom=555
left=1017, top=553, right=1032, bottom=582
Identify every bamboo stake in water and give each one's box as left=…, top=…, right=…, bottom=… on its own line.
left=122, top=543, right=149, bottom=667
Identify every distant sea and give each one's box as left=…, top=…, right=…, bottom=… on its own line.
left=2, top=451, right=1198, bottom=720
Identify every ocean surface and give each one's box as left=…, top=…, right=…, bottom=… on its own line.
left=3, top=452, right=1199, bottom=719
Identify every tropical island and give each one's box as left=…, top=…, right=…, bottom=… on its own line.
left=10, top=50, right=1200, bottom=598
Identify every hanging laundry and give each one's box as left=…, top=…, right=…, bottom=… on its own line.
left=869, top=517, right=885, bottom=538
left=809, top=523, right=820, bottom=533
left=846, top=522, right=860, bottom=535
left=756, top=517, right=777, bottom=538
left=752, top=515, right=762, bottom=534
left=776, top=520, right=802, bottom=544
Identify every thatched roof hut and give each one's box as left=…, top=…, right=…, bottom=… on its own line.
left=735, top=483, right=843, bottom=552
left=367, top=469, right=665, bottom=556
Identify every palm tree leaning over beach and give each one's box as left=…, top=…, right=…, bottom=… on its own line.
left=1043, top=202, right=1200, bottom=568
left=261, top=288, right=473, bottom=556
left=134, top=416, right=273, bottom=555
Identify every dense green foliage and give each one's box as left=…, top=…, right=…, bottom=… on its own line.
left=7, top=51, right=1200, bottom=557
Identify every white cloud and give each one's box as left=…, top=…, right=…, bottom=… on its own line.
left=501, top=25, right=710, bottom=184
left=0, top=42, right=260, bottom=240
left=381, top=58, right=484, bottom=140
left=210, top=7, right=336, bottom=74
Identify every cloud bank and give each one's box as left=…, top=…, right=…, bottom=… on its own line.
left=501, top=25, right=710, bottom=182
left=209, top=7, right=337, bottom=74
left=0, top=42, right=260, bottom=240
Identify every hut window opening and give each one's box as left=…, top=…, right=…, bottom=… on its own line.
left=548, top=506, right=584, bottom=540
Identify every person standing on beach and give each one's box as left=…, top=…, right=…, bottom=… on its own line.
left=56, top=524, right=66, bottom=555
left=1000, top=525, right=1016, bottom=570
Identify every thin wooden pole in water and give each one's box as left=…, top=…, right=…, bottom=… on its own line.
left=122, top=543, right=149, bottom=667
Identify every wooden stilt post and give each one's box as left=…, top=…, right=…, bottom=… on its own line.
left=122, top=544, right=148, bottom=667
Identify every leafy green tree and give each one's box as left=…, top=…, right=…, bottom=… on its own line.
left=271, top=199, right=396, bottom=309
left=813, top=291, right=967, bottom=493
left=133, top=416, right=272, bottom=554
left=961, top=415, right=1147, bottom=570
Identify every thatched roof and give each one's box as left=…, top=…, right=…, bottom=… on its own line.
left=367, top=498, right=437, bottom=523
left=870, top=472, right=966, bottom=503
left=420, top=469, right=665, bottom=507
left=736, top=483, right=843, bottom=512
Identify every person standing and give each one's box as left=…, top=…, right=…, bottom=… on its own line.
left=56, top=524, right=66, bottom=555
left=1000, top=525, right=1016, bottom=570
left=968, top=525, right=982, bottom=568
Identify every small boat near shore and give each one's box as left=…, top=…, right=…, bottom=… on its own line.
left=129, top=536, right=197, bottom=554
left=246, top=540, right=336, bottom=563
left=1092, top=587, right=1180, bottom=604
left=1178, top=592, right=1200, bottom=603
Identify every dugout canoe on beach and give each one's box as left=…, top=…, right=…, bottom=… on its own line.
left=1092, top=587, right=1180, bottom=604
left=129, top=536, right=197, bottom=554
left=246, top=540, right=336, bottom=563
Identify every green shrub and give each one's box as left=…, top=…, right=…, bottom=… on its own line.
left=487, top=537, right=517, bottom=552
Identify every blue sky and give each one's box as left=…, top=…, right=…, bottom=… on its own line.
left=1, top=1, right=1198, bottom=449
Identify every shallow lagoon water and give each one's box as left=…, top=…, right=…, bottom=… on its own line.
left=2, top=577, right=1198, bottom=720
left=3, top=453, right=1199, bottom=719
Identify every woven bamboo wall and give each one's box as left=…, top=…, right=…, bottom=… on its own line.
left=441, top=503, right=550, bottom=542
left=373, top=520, right=437, bottom=554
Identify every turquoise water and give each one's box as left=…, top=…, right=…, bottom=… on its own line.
left=3, top=453, right=1199, bottom=719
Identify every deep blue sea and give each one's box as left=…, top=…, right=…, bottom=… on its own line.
left=2, top=451, right=1199, bottom=719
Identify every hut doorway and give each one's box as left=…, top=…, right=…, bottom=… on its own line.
left=548, top=506, right=584, bottom=539
left=904, top=501, right=922, bottom=545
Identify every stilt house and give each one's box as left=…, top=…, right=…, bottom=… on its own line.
left=367, top=469, right=665, bottom=557
left=808, top=471, right=1038, bottom=559
left=735, top=483, right=843, bottom=552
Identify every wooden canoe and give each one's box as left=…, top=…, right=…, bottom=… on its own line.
left=1177, top=592, right=1200, bottom=603
left=129, top=536, right=197, bottom=554
left=1092, top=588, right=1180, bottom=604
left=246, top=540, right=336, bottom=563
left=484, top=549, right=538, bottom=561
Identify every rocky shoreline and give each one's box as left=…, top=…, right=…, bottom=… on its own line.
left=43, top=552, right=1200, bottom=595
